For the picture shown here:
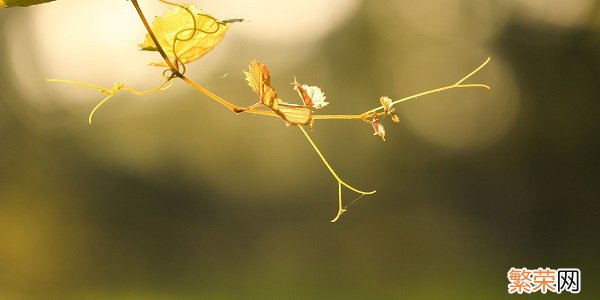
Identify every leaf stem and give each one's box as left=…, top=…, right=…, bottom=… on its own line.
left=312, top=112, right=385, bottom=120
left=130, top=0, right=178, bottom=73
left=362, top=84, right=490, bottom=116
left=362, top=58, right=491, bottom=115
left=455, top=57, right=491, bottom=85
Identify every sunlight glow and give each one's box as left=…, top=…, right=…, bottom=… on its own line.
left=198, top=0, right=362, bottom=44
left=8, top=0, right=362, bottom=107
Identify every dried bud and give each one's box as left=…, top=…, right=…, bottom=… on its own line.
left=371, top=118, right=386, bottom=141
left=380, top=96, right=393, bottom=112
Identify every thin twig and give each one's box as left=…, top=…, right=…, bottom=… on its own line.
left=297, top=125, right=376, bottom=222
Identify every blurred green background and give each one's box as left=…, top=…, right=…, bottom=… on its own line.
left=1, top=0, right=599, bottom=299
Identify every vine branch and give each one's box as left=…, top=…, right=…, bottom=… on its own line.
left=131, top=0, right=490, bottom=125
left=43, top=0, right=492, bottom=222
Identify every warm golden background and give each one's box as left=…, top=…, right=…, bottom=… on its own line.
left=1, top=0, right=599, bottom=298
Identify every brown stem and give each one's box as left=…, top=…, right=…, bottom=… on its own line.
left=180, top=75, right=266, bottom=113
left=130, top=0, right=179, bottom=73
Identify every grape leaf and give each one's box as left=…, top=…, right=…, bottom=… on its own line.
left=244, top=60, right=313, bottom=125
left=278, top=105, right=312, bottom=125
left=244, top=60, right=280, bottom=109
left=0, top=0, right=55, bottom=7
left=139, top=5, right=230, bottom=66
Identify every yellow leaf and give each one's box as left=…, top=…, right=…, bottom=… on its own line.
left=244, top=60, right=280, bottom=109
left=243, top=60, right=313, bottom=125
left=0, top=0, right=54, bottom=7
left=139, top=5, right=230, bottom=66
left=278, top=105, right=312, bottom=126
